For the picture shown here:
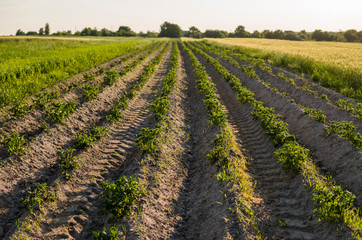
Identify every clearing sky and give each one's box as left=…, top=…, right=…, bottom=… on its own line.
left=0, top=0, right=361, bottom=35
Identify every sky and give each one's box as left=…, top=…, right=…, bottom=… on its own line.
left=0, top=0, right=361, bottom=36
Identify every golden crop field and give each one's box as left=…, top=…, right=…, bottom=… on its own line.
left=207, top=38, right=362, bottom=72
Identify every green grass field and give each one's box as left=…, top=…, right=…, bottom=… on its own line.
left=0, top=37, right=154, bottom=107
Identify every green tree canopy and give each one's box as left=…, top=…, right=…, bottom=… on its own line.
left=159, top=22, right=183, bottom=38
left=189, top=26, right=202, bottom=38
left=234, top=25, right=249, bottom=37
left=45, top=23, right=50, bottom=35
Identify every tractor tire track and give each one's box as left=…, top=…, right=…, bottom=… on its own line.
left=0, top=43, right=168, bottom=239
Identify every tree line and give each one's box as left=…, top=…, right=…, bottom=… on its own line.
left=15, top=22, right=362, bottom=42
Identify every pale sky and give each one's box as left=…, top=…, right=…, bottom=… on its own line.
left=0, top=0, right=361, bottom=36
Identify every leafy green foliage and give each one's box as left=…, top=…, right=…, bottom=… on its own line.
left=277, top=72, right=296, bottom=85
left=251, top=104, right=295, bottom=147
left=151, top=97, right=170, bottom=121
left=83, top=73, right=95, bottom=82
left=45, top=101, right=78, bottom=123
left=1, top=131, right=26, bottom=155
left=324, top=121, right=362, bottom=150
left=73, top=126, right=108, bottom=150
left=34, top=90, right=60, bottom=109
left=298, top=84, right=318, bottom=96
left=73, top=133, right=93, bottom=150
left=99, top=176, right=144, bottom=223
left=313, top=186, right=356, bottom=223
left=59, top=148, right=79, bottom=180
left=93, top=225, right=121, bottom=240
left=304, top=107, right=327, bottom=123
left=9, top=102, right=33, bottom=117
left=104, top=70, right=119, bottom=86
left=21, top=183, right=56, bottom=214
left=136, top=126, right=161, bottom=155
left=83, top=83, right=100, bottom=101
left=335, top=99, right=362, bottom=119
left=106, top=105, right=124, bottom=123
left=274, top=142, right=309, bottom=171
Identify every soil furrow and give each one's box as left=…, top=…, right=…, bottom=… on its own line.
left=114, top=47, right=190, bottom=240
left=0, top=44, right=167, bottom=239
left=194, top=51, right=352, bottom=239
left=204, top=51, right=362, bottom=208
left=168, top=46, right=237, bottom=240
left=6, top=44, right=173, bottom=240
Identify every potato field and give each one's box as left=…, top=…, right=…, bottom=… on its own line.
left=0, top=38, right=361, bottom=239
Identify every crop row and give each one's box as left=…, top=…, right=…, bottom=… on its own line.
left=187, top=42, right=362, bottom=237
left=193, top=42, right=362, bottom=151
left=201, top=41, right=362, bottom=120
left=181, top=42, right=261, bottom=238
left=93, top=43, right=178, bottom=238
left=13, top=43, right=171, bottom=239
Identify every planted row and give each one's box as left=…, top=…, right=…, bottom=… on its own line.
left=188, top=43, right=362, bottom=237
left=193, top=42, right=362, bottom=151
left=181, top=42, right=261, bottom=238
left=201, top=41, right=362, bottom=120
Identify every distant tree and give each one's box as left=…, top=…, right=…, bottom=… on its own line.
left=15, top=29, right=25, bottom=36
left=311, top=30, right=331, bottom=41
left=146, top=31, right=158, bottom=38
left=344, top=29, right=358, bottom=42
left=90, top=28, right=100, bottom=36
left=117, top=26, right=136, bottom=36
left=188, top=26, right=202, bottom=38
left=74, top=31, right=81, bottom=36
left=26, top=31, right=38, bottom=36
left=358, top=31, right=362, bottom=42
left=262, top=30, right=273, bottom=39
left=284, top=32, right=299, bottom=41
left=101, top=28, right=112, bottom=36
left=298, top=30, right=309, bottom=40
left=234, top=25, right=249, bottom=37
left=39, top=28, right=44, bottom=35
left=272, top=30, right=285, bottom=39
left=158, top=22, right=183, bottom=38
left=203, top=29, right=228, bottom=38
left=45, top=23, right=50, bottom=35
left=81, top=27, right=92, bottom=36
left=250, top=30, right=261, bottom=38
